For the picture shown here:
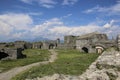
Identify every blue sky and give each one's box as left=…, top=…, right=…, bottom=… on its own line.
left=0, top=0, right=120, bottom=41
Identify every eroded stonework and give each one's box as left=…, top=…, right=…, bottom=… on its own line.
left=0, top=32, right=120, bottom=60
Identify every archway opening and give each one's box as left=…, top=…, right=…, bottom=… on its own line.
left=39, top=45, right=43, bottom=49
left=49, top=44, right=54, bottom=49
left=0, top=52, right=9, bottom=60
left=82, top=47, right=88, bottom=53
left=95, top=46, right=104, bottom=54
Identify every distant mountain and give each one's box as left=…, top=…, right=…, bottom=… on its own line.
left=32, top=37, right=49, bottom=42
left=4, top=37, right=49, bottom=42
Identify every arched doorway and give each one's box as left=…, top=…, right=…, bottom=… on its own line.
left=39, top=45, right=42, bottom=49
left=0, top=52, right=9, bottom=60
left=95, top=46, right=104, bottom=54
left=49, top=44, right=55, bottom=49
left=82, top=47, right=88, bottom=53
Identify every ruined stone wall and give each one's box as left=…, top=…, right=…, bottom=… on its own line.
left=76, top=34, right=109, bottom=53
left=14, top=41, right=26, bottom=49
left=32, top=42, right=42, bottom=49
left=64, top=35, right=77, bottom=49
left=92, top=34, right=108, bottom=42
left=78, top=49, right=120, bottom=80
left=0, top=43, right=7, bottom=49
left=24, top=42, right=32, bottom=49
left=64, top=35, right=76, bottom=44
left=117, top=34, right=120, bottom=50
left=76, top=39, right=89, bottom=50
left=0, top=48, right=25, bottom=60
left=57, top=43, right=76, bottom=49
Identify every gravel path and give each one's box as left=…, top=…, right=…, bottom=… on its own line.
left=0, top=49, right=57, bottom=80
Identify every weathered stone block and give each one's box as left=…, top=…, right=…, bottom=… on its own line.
left=0, top=48, right=26, bottom=60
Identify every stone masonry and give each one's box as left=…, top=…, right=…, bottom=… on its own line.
left=0, top=32, right=119, bottom=60
left=0, top=48, right=26, bottom=60
left=117, top=34, right=120, bottom=50
left=76, top=32, right=108, bottom=53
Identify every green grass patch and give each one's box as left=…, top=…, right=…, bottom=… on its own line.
left=12, top=49, right=99, bottom=80
left=0, top=49, right=50, bottom=73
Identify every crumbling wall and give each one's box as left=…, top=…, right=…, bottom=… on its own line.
left=24, top=42, right=32, bottom=49
left=78, top=49, right=120, bottom=80
left=76, top=33, right=108, bottom=50
left=42, top=40, right=58, bottom=49
left=14, top=41, right=26, bottom=49
left=32, top=42, right=42, bottom=49
left=117, top=34, right=120, bottom=50
left=0, top=48, right=26, bottom=60
left=64, top=35, right=77, bottom=49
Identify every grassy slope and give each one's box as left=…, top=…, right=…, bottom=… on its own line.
left=0, top=49, right=50, bottom=73
left=12, top=49, right=99, bottom=80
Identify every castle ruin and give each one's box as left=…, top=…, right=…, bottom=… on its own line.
left=0, top=32, right=120, bottom=60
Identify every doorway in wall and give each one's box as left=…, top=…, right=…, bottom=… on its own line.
left=82, top=47, right=88, bottom=53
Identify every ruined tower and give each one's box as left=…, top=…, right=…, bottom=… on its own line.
left=64, top=35, right=77, bottom=49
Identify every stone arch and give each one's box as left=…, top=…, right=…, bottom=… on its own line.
left=82, top=47, right=89, bottom=53
left=0, top=52, right=9, bottom=60
left=39, top=43, right=43, bottom=49
left=39, top=44, right=42, bottom=49
left=95, top=44, right=105, bottom=54
left=49, top=43, right=55, bottom=49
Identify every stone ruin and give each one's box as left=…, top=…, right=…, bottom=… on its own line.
left=0, top=39, right=60, bottom=60
left=61, top=32, right=118, bottom=54
left=32, top=32, right=119, bottom=54
left=0, top=48, right=26, bottom=60
left=0, top=42, right=26, bottom=60
left=0, top=32, right=120, bottom=60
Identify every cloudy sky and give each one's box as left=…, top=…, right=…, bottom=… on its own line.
left=0, top=0, right=120, bottom=41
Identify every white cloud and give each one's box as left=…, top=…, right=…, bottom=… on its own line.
left=31, top=18, right=120, bottom=40
left=38, top=0, right=56, bottom=4
left=49, top=25, right=100, bottom=36
left=38, top=0, right=57, bottom=8
left=20, top=0, right=57, bottom=8
left=84, top=1, right=120, bottom=15
left=61, top=13, right=72, bottom=19
left=103, top=20, right=115, bottom=28
left=31, top=18, right=63, bottom=37
left=20, top=0, right=78, bottom=8
left=0, top=13, right=33, bottom=30
left=0, top=13, right=33, bottom=40
left=42, top=4, right=54, bottom=8
left=62, top=0, right=78, bottom=5
left=20, top=0, right=33, bottom=4
left=0, top=21, right=12, bottom=36
left=0, top=13, right=119, bottom=41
